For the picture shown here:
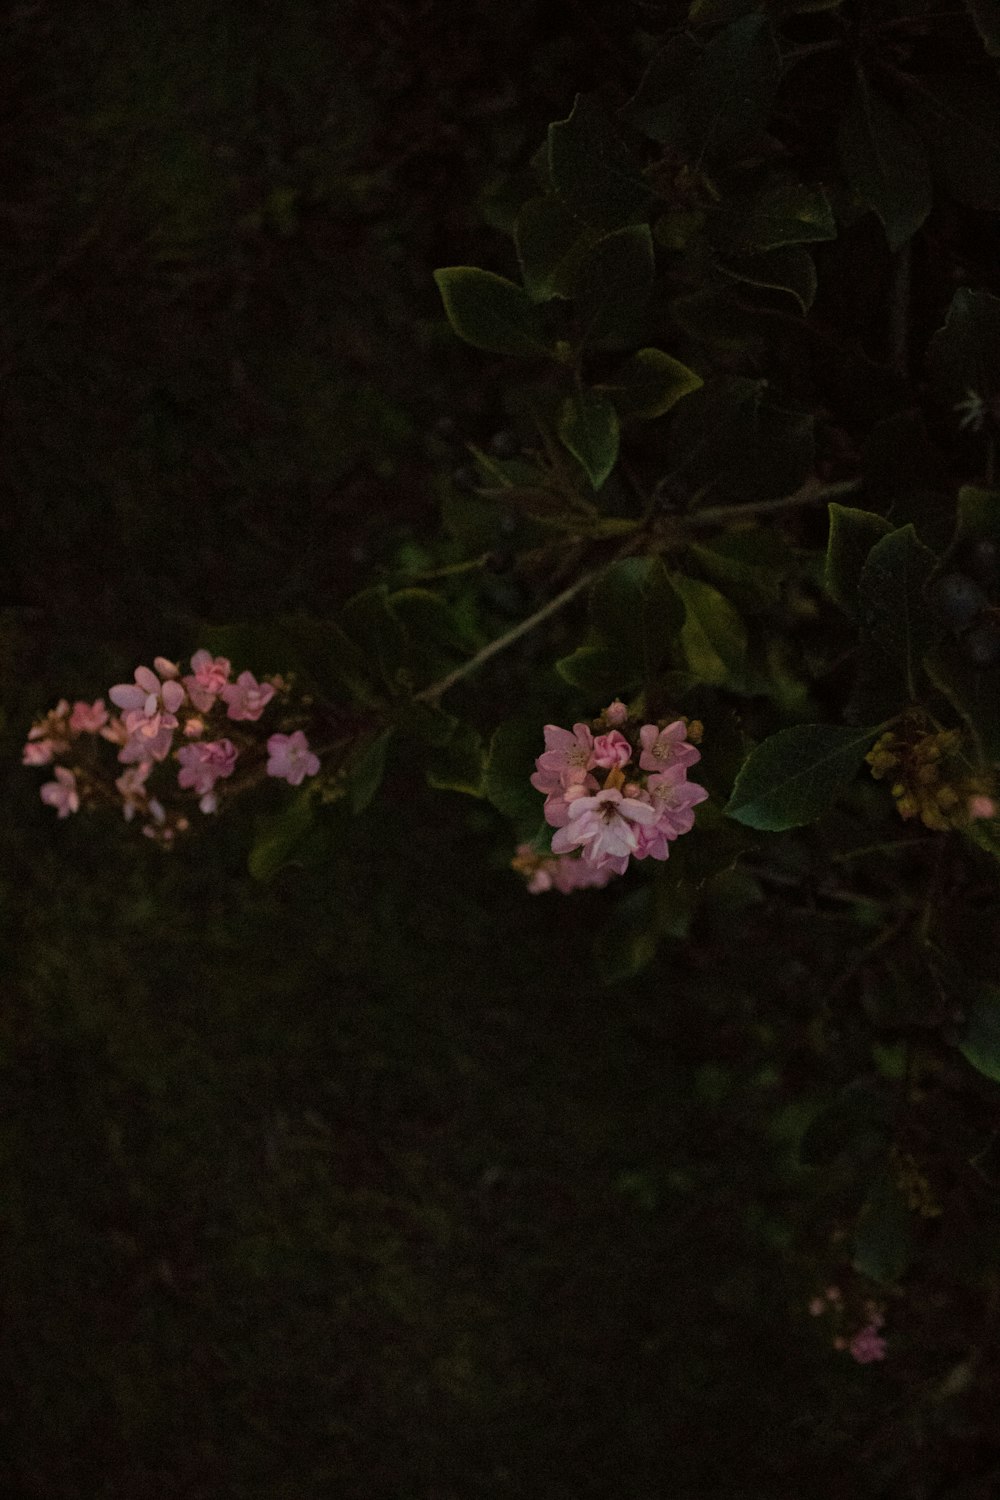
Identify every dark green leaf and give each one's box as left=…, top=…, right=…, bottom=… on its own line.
left=910, top=76, right=1000, bottom=211
left=708, top=178, right=836, bottom=254
left=857, top=526, right=941, bottom=698
left=248, top=789, right=315, bottom=881
left=603, top=347, right=703, bottom=421
left=670, top=574, right=748, bottom=687
left=668, top=376, right=815, bottom=502
left=425, top=720, right=485, bottom=797
left=716, top=245, right=817, bottom=313
left=838, top=72, right=932, bottom=251
left=926, top=639, right=1000, bottom=762
left=345, top=729, right=394, bottom=815
left=691, top=529, right=798, bottom=613
left=725, top=723, right=883, bottom=831
left=571, top=224, right=655, bottom=345
left=590, top=557, right=684, bottom=680
left=594, top=886, right=658, bottom=985
left=340, top=586, right=409, bottom=690
left=853, top=1166, right=914, bottom=1284
left=514, top=195, right=599, bottom=301
left=956, top=484, right=1000, bottom=550
left=966, top=0, right=1000, bottom=55
left=959, top=983, right=1000, bottom=1083
left=557, top=390, right=620, bottom=490
left=800, top=1085, right=891, bottom=1169
left=485, top=718, right=546, bottom=831
left=555, top=644, right=629, bottom=696
left=433, top=267, right=551, bottom=356
left=824, top=504, right=892, bottom=619
left=547, top=94, right=649, bottom=231
left=626, top=16, right=781, bottom=163
left=388, top=588, right=477, bottom=655
left=927, top=287, right=1000, bottom=408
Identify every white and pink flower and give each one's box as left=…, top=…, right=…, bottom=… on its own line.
left=40, top=766, right=79, bottom=818
left=266, top=731, right=320, bottom=787
left=221, top=670, right=276, bottom=722
left=183, top=650, right=232, bottom=712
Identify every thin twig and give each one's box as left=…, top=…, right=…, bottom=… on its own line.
left=684, top=477, right=862, bottom=529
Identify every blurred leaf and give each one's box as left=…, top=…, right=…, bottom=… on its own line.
left=716, top=245, right=817, bottom=313
left=839, top=71, right=931, bottom=251
left=691, top=529, right=798, bottom=613
left=515, top=195, right=599, bottom=301
left=603, top=347, right=703, bottom=421
left=590, top=557, right=684, bottom=681
left=959, top=983, right=1000, bottom=1083
left=571, top=224, right=655, bottom=345
left=853, top=1166, right=914, bottom=1284
left=388, top=588, right=477, bottom=654
left=425, top=720, right=485, bottom=797
left=485, top=718, right=545, bottom=830
left=800, top=1085, right=891, bottom=1168
left=547, top=93, right=649, bottom=231
left=434, top=267, right=551, bottom=356
left=726, top=723, right=882, bottom=831
left=594, top=886, right=658, bottom=985
left=927, top=287, right=1000, bottom=408
left=668, top=377, right=815, bottom=503
left=341, top=586, right=409, bottom=690
left=910, top=76, right=1000, bottom=211
left=248, top=788, right=315, bottom=881
left=345, top=729, right=394, bottom=815
left=708, top=178, right=836, bottom=254
left=557, top=390, right=620, bottom=489
left=625, top=16, right=780, bottom=163
left=857, top=526, right=940, bottom=698
left=926, top=639, right=1000, bottom=762
left=555, top=644, right=628, bottom=696
left=670, top=574, right=748, bottom=687
left=824, top=504, right=893, bottom=619
left=966, top=0, right=1000, bottom=54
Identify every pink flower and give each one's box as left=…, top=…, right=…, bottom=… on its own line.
left=115, top=763, right=153, bottom=822
left=23, top=739, right=56, bottom=766
left=848, top=1324, right=887, bottom=1364
left=514, top=843, right=616, bottom=895
left=592, top=730, right=632, bottom=770
left=266, top=731, right=320, bottom=787
left=535, top=723, right=597, bottom=787
left=40, top=766, right=79, bottom=818
left=969, top=794, right=997, bottom=820
left=183, top=650, right=232, bottom=712
left=69, top=699, right=109, bottom=734
left=109, top=665, right=186, bottom=741
left=638, top=721, right=701, bottom=774
left=551, top=787, right=660, bottom=871
left=27, top=700, right=72, bottom=753
left=176, top=739, right=238, bottom=804
left=540, top=777, right=598, bottom=829
left=603, top=700, right=628, bottom=727
left=221, top=670, right=275, bottom=722
left=118, top=723, right=175, bottom=763
left=645, top=766, right=709, bottom=839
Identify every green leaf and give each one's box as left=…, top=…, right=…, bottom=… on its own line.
left=824, top=504, right=893, bottom=619
left=594, top=886, right=658, bottom=985
left=571, top=224, right=655, bottom=345
left=956, top=484, right=1000, bottom=549
left=927, top=286, right=1000, bottom=408
left=547, top=94, right=649, bottom=231
left=926, top=639, right=1000, bottom=762
left=345, top=729, right=394, bottom=815
left=670, top=574, right=748, bottom=687
left=725, top=723, right=883, bottom=831
left=800, top=1086, right=890, bottom=1169
left=857, top=526, right=940, bottom=698
left=715, top=245, right=817, bottom=313
left=959, top=983, right=1000, bottom=1083
left=557, top=390, right=620, bottom=490
left=514, top=195, right=599, bottom=302
left=340, top=586, right=409, bottom=691
left=603, top=347, right=703, bottom=421
left=433, top=267, right=551, bottom=356
left=668, top=376, right=815, bottom=503
left=485, top=718, right=546, bottom=831
left=554, top=644, right=627, bottom=697
left=691, top=529, right=799, bottom=614
left=839, top=71, right=931, bottom=252
left=388, top=588, right=476, bottom=654
left=590, top=557, right=684, bottom=680
left=966, top=0, right=1000, bottom=55
left=853, top=1166, right=914, bottom=1284
left=910, top=76, right=1000, bottom=212
left=626, top=16, right=781, bottom=163
left=425, top=720, right=485, bottom=797
left=248, top=789, right=315, bottom=881
left=708, top=178, right=837, bottom=254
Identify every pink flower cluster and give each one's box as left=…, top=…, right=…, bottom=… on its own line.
left=811, top=1287, right=888, bottom=1364
left=519, top=700, right=708, bottom=890
left=22, top=649, right=322, bottom=842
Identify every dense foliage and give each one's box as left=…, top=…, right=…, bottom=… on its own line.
left=8, top=0, right=1000, bottom=1493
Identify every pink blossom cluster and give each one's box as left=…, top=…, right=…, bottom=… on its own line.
left=810, top=1286, right=888, bottom=1364
left=22, top=650, right=322, bottom=842
left=519, top=700, right=708, bottom=890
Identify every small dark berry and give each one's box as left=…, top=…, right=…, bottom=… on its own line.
left=962, top=616, right=1000, bottom=668
left=927, top=572, right=989, bottom=631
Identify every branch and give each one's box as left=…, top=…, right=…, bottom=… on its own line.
left=684, top=476, right=862, bottom=529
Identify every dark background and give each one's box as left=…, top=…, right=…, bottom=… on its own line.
left=3, top=3, right=995, bottom=1495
